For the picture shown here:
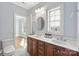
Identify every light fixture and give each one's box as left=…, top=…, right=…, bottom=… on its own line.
left=35, top=7, right=45, bottom=13
left=21, top=2, right=25, bottom=4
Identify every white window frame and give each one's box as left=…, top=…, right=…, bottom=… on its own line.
left=48, top=6, right=64, bottom=35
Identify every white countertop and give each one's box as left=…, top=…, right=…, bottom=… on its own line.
left=28, top=35, right=79, bottom=52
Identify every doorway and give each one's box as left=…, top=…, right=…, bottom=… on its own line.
left=14, top=14, right=27, bottom=49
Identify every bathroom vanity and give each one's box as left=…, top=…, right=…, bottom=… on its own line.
left=27, top=35, right=79, bottom=56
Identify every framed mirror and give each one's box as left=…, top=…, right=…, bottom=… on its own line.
left=37, top=17, right=45, bottom=31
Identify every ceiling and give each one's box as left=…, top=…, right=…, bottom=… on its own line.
left=12, top=2, right=40, bottom=10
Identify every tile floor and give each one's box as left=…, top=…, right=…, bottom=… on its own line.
left=15, top=47, right=30, bottom=56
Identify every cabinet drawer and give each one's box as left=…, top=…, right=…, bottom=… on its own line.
left=38, top=41, right=44, bottom=45
left=32, top=39, right=37, bottom=45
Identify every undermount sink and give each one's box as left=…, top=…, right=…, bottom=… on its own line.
left=44, top=37, right=67, bottom=44
left=32, top=34, right=67, bottom=44
left=52, top=39, right=67, bottom=44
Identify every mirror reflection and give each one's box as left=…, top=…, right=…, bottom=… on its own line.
left=37, top=17, right=45, bottom=31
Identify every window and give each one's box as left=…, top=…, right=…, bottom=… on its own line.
left=48, top=7, right=61, bottom=31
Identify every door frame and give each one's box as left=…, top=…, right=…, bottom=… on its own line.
left=13, top=13, right=27, bottom=49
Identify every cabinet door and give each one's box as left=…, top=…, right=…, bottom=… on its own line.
left=38, top=41, right=45, bottom=56
left=77, top=52, right=79, bottom=56
left=68, top=50, right=77, bottom=56
left=45, top=43, right=54, bottom=56
left=53, top=45, right=62, bottom=56
left=59, top=47, right=77, bottom=56
left=27, top=37, right=33, bottom=55
left=60, top=47, right=69, bottom=56
left=32, top=39, right=38, bottom=56
left=27, top=37, right=29, bottom=52
left=61, top=48, right=77, bottom=56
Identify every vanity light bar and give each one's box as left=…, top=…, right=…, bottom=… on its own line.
left=35, top=7, right=45, bottom=13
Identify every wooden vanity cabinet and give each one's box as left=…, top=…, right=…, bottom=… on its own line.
left=27, top=37, right=38, bottom=56
left=27, top=37, right=33, bottom=55
left=38, top=41, right=45, bottom=56
left=54, top=46, right=60, bottom=56
left=68, top=50, right=77, bottom=56
left=77, top=52, right=79, bottom=56
left=60, top=48, right=69, bottom=56
left=54, top=46, right=78, bottom=56
left=32, top=39, right=38, bottom=56
left=27, top=37, right=29, bottom=52
left=27, top=37, right=79, bottom=56
left=53, top=45, right=78, bottom=56
left=45, top=43, right=71, bottom=56
left=45, top=43, right=54, bottom=56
